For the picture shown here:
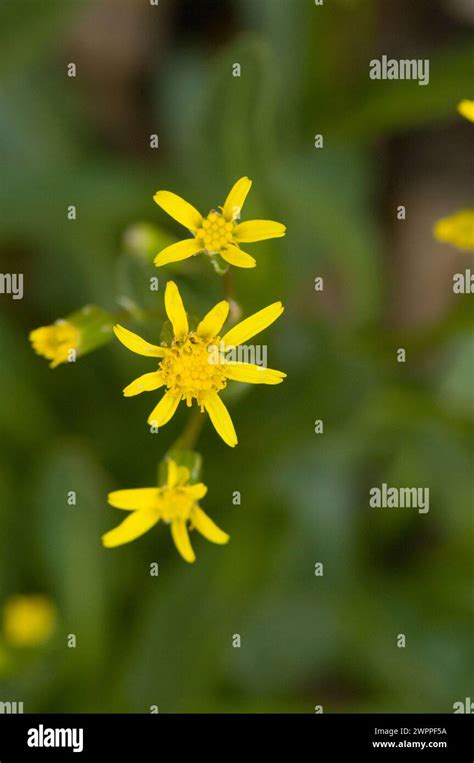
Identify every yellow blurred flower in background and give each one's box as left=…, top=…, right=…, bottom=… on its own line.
left=433, top=209, right=474, bottom=251
left=153, top=176, right=286, bottom=268
left=457, top=99, right=474, bottom=122
left=4, top=595, right=56, bottom=647
left=102, top=458, right=229, bottom=563
left=29, top=320, right=79, bottom=368
left=113, top=281, right=286, bottom=447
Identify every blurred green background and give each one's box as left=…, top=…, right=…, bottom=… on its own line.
left=0, top=0, right=472, bottom=713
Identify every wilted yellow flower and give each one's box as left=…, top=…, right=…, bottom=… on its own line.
left=114, top=281, right=286, bottom=447
left=102, top=459, right=228, bottom=563
left=4, top=595, right=56, bottom=647
left=30, top=305, right=114, bottom=368
left=153, top=176, right=286, bottom=269
left=457, top=99, right=474, bottom=122
left=433, top=209, right=474, bottom=251
left=29, top=320, right=79, bottom=368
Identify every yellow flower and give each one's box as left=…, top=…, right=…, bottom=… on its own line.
left=113, top=281, right=286, bottom=447
left=153, top=176, right=286, bottom=269
left=29, top=320, right=80, bottom=368
left=4, top=595, right=56, bottom=647
left=102, top=459, right=228, bottom=563
left=457, top=99, right=474, bottom=122
left=433, top=209, right=474, bottom=251
left=29, top=305, right=114, bottom=368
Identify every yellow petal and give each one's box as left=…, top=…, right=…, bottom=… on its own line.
left=148, top=390, right=181, bottom=427
left=234, top=219, right=286, bottom=243
left=167, top=459, right=179, bottom=488
left=171, top=519, right=196, bottom=563
left=114, top=325, right=165, bottom=357
left=186, top=483, right=208, bottom=500
left=108, top=488, right=159, bottom=510
left=220, top=245, right=256, bottom=269
left=153, top=190, right=203, bottom=231
left=223, top=362, right=286, bottom=385
left=154, top=238, right=203, bottom=267
left=222, top=302, right=284, bottom=348
left=192, top=506, right=229, bottom=545
left=203, top=392, right=238, bottom=447
left=49, top=351, right=71, bottom=369
left=222, top=176, right=252, bottom=221
left=457, top=99, right=474, bottom=123
left=196, top=300, right=230, bottom=339
left=165, top=280, right=188, bottom=339
left=123, top=371, right=164, bottom=397
left=433, top=209, right=474, bottom=251
left=102, top=507, right=159, bottom=547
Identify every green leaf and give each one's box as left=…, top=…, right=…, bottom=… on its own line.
left=330, top=44, right=474, bottom=138
left=438, top=334, right=474, bottom=417
left=32, top=442, right=108, bottom=676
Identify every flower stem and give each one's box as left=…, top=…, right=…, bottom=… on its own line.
left=172, top=407, right=205, bottom=451
left=223, top=269, right=242, bottom=325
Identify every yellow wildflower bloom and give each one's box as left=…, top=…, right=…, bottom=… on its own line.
left=433, top=209, right=474, bottom=252
left=29, top=320, right=79, bottom=368
left=153, top=176, right=286, bottom=269
left=457, top=99, right=474, bottom=122
left=113, top=281, right=286, bottom=447
left=4, top=595, right=56, bottom=647
left=102, top=459, right=228, bottom=563
left=29, top=305, right=114, bottom=368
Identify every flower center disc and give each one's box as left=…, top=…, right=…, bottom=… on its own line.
left=159, top=488, right=195, bottom=523
left=159, top=333, right=226, bottom=405
left=196, top=212, right=234, bottom=254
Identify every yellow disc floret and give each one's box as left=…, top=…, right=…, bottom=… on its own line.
left=159, top=332, right=226, bottom=407
left=196, top=211, right=235, bottom=254
left=158, top=487, right=195, bottom=524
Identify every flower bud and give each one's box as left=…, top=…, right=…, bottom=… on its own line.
left=29, top=305, right=114, bottom=368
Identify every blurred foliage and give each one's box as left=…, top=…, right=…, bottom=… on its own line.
left=0, top=0, right=472, bottom=713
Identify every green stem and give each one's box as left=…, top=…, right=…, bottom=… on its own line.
left=172, top=407, right=205, bottom=451
left=223, top=268, right=235, bottom=302
left=223, top=268, right=242, bottom=325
